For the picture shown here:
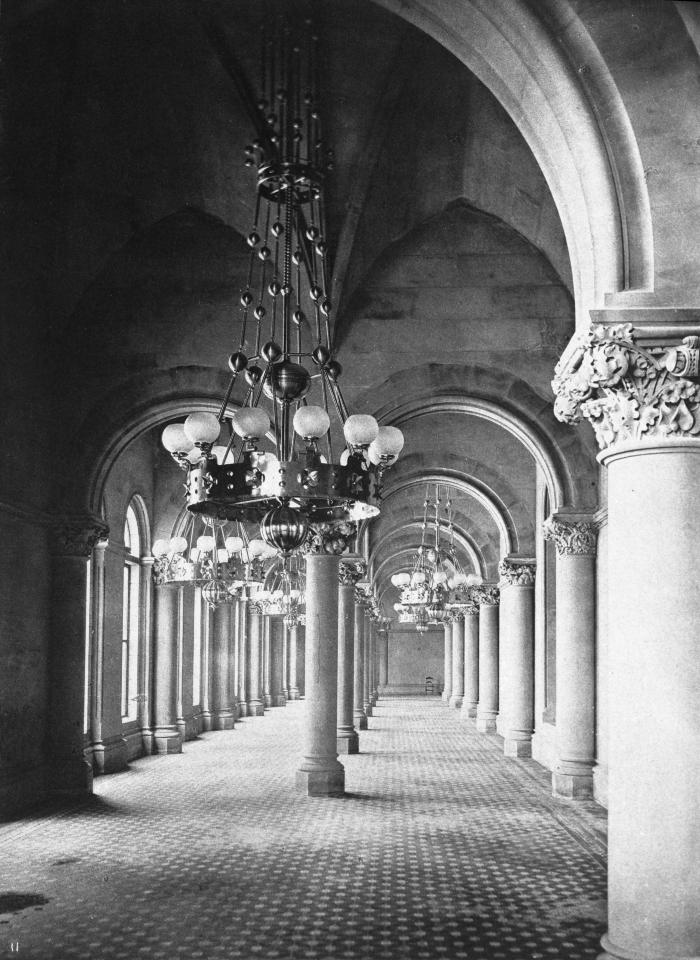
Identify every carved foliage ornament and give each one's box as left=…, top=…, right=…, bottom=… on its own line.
left=543, top=517, right=597, bottom=557
left=472, top=585, right=500, bottom=606
left=50, top=517, right=109, bottom=558
left=339, top=559, right=366, bottom=586
left=498, top=558, right=536, bottom=587
left=303, top=520, right=357, bottom=556
left=552, top=324, right=700, bottom=449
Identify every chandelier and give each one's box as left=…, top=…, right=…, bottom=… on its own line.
left=255, top=553, right=306, bottom=627
left=392, top=485, right=478, bottom=629
left=151, top=514, right=276, bottom=608
left=161, top=13, right=403, bottom=556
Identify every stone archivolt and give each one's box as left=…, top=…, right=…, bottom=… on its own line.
left=552, top=323, right=700, bottom=449
left=543, top=517, right=597, bottom=557
left=498, top=559, right=536, bottom=586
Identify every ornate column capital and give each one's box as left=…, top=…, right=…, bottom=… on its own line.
left=543, top=516, right=598, bottom=557
left=461, top=596, right=481, bottom=616
left=49, top=515, right=109, bottom=558
left=498, top=558, right=536, bottom=587
left=552, top=323, right=700, bottom=450
left=472, top=584, right=500, bottom=606
left=303, top=520, right=357, bottom=555
left=338, top=559, right=366, bottom=586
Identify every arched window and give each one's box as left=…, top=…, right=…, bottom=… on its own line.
left=122, top=504, right=142, bottom=721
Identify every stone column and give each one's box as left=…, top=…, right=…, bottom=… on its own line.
left=337, top=561, right=362, bottom=754
left=544, top=517, right=597, bottom=799
left=475, top=586, right=500, bottom=733
left=287, top=623, right=300, bottom=699
left=281, top=620, right=288, bottom=700
left=246, top=602, right=265, bottom=717
left=200, top=601, right=214, bottom=731
left=497, top=558, right=536, bottom=758
left=369, top=618, right=378, bottom=706
left=296, top=530, right=348, bottom=797
left=296, top=624, right=306, bottom=698
left=237, top=596, right=248, bottom=717
left=362, top=610, right=373, bottom=718
left=442, top=622, right=453, bottom=702
left=262, top=614, right=272, bottom=708
left=88, top=537, right=108, bottom=769
left=269, top=617, right=286, bottom=707
left=460, top=601, right=480, bottom=719
left=177, top=584, right=197, bottom=740
left=449, top=615, right=465, bottom=709
left=152, top=580, right=183, bottom=754
left=377, top=625, right=389, bottom=693
left=48, top=517, right=107, bottom=794
left=212, top=601, right=235, bottom=729
left=552, top=322, right=700, bottom=960
left=353, top=597, right=368, bottom=731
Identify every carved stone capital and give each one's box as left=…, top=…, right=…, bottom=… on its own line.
left=50, top=516, right=109, bottom=558
left=472, top=584, right=500, bottom=606
left=498, top=558, right=536, bottom=587
left=339, top=559, right=366, bottom=586
left=552, top=323, right=700, bottom=450
left=543, top=516, right=597, bottom=557
left=304, top=520, right=357, bottom=556
left=461, top=597, right=481, bottom=616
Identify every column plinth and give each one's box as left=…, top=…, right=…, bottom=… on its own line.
left=475, top=588, right=499, bottom=734
left=460, top=607, right=479, bottom=719
left=297, top=550, right=344, bottom=796
left=449, top=616, right=465, bottom=709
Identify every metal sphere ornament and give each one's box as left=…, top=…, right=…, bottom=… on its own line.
left=260, top=505, right=309, bottom=555
left=202, top=579, right=232, bottom=609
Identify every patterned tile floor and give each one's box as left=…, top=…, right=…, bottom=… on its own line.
left=0, top=698, right=607, bottom=960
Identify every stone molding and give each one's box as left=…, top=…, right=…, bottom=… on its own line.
left=49, top=516, right=110, bottom=558
left=303, top=520, right=357, bottom=555
left=338, top=559, right=366, bottom=587
left=543, top=516, right=597, bottom=557
left=498, top=558, right=536, bottom=587
left=472, top=584, right=500, bottom=606
left=552, top=323, right=700, bottom=450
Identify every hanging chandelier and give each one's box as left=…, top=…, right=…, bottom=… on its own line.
left=151, top=514, right=276, bottom=608
left=161, top=13, right=403, bottom=556
left=256, top=553, right=306, bottom=627
left=392, top=485, right=478, bottom=629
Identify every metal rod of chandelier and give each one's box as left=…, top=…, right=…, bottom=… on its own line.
left=160, top=12, right=403, bottom=555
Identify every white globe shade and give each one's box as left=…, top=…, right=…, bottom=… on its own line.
left=433, top=570, right=448, bottom=585
left=186, top=447, right=202, bottom=465
left=152, top=539, right=170, bottom=557
left=196, top=535, right=216, bottom=552
left=372, top=425, right=404, bottom=457
left=339, top=448, right=350, bottom=466
left=412, top=570, right=427, bottom=585
left=293, top=405, right=330, bottom=439
left=247, top=538, right=266, bottom=557
left=184, top=412, right=220, bottom=446
left=390, top=573, right=402, bottom=587
left=343, top=414, right=379, bottom=446
left=161, top=423, right=189, bottom=453
left=169, top=536, right=188, bottom=555
left=261, top=542, right=278, bottom=558
left=395, top=572, right=411, bottom=587
left=217, top=549, right=229, bottom=563
left=232, top=407, right=270, bottom=440
left=225, top=536, right=244, bottom=554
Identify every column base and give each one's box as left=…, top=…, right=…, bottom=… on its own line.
left=263, top=694, right=272, bottom=708
left=246, top=700, right=265, bottom=717
left=153, top=728, right=183, bottom=754
left=213, top=712, right=236, bottom=731
left=449, top=694, right=464, bottom=709
left=503, top=737, right=532, bottom=758
left=354, top=711, right=368, bottom=730
left=296, top=763, right=345, bottom=797
left=91, top=735, right=128, bottom=774
left=363, top=702, right=373, bottom=718
left=48, top=758, right=93, bottom=796
left=272, top=695, right=287, bottom=707
left=236, top=703, right=248, bottom=719
left=596, top=933, right=700, bottom=960
left=459, top=701, right=478, bottom=720
left=288, top=688, right=300, bottom=700
left=177, top=716, right=200, bottom=741
left=476, top=714, right=497, bottom=733
left=553, top=768, right=594, bottom=800
left=337, top=730, right=359, bottom=754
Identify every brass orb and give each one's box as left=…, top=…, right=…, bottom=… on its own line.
left=260, top=505, right=309, bottom=555
left=263, top=361, right=311, bottom=402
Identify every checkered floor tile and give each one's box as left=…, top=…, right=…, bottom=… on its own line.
left=0, top=698, right=607, bottom=959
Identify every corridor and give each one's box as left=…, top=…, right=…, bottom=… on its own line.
left=0, top=699, right=606, bottom=960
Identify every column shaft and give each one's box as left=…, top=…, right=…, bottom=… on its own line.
left=460, top=611, right=479, bottom=719
left=337, top=581, right=359, bottom=754
left=378, top=629, right=389, bottom=692
left=442, top=623, right=453, bottom=701
left=237, top=599, right=248, bottom=717
left=269, top=617, right=286, bottom=707
left=296, top=553, right=344, bottom=796
left=353, top=604, right=368, bottom=730
left=246, top=606, right=265, bottom=716
left=498, top=560, right=535, bottom=758
left=212, top=602, right=235, bottom=729
left=362, top=612, right=372, bottom=717
left=449, top=617, right=465, bottom=708
left=475, top=601, right=499, bottom=733
left=152, top=583, right=182, bottom=753
left=287, top=624, right=300, bottom=699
